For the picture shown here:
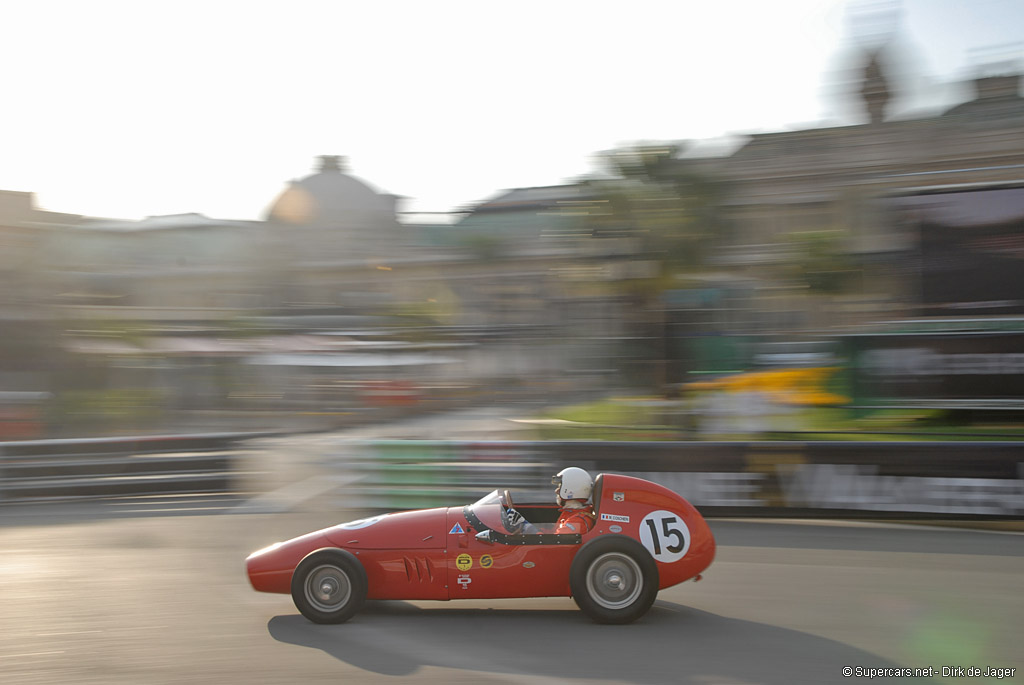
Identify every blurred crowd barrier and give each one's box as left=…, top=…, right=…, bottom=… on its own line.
left=0, top=433, right=255, bottom=504
left=339, top=440, right=1024, bottom=518
left=6, top=434, right=1020, bottom=517
left=340, top=440, right=556, bottom=511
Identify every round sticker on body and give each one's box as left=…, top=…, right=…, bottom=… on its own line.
left=456, top=553, right=473, bottom=571
left=638, top=510, right=690, bottom=563
left=337, top=515, right=385, bottom=530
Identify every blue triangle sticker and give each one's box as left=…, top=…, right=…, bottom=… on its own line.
left=449, top=523, right=464, bottom=535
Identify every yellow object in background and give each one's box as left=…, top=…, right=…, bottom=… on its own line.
left=687, top=367, right=848, bottom=407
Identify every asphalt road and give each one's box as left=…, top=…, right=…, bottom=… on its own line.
left=1, top=507, right=1021, bottom=685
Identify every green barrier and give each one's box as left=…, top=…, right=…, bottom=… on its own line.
left=344, top=440, right=550, bottom=511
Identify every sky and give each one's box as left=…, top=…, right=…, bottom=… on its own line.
left=1, top=0, right=1022, bottom=223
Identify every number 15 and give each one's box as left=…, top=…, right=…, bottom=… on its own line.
left=644, top=515, right=685, bottom=555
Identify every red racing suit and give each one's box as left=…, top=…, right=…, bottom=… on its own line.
left=555, top=502, right=594, bottom=534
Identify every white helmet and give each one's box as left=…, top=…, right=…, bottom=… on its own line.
left=552, top=467, right=593, bottom=505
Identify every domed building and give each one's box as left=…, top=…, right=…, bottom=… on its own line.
left=265, top=155, right=404, bottom=263
left=253, top=154, right=420, bottom=313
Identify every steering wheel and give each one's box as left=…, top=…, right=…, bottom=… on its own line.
left=503, top=505, right=526, bottom=534
left=498, top=490, right=522, bottom=533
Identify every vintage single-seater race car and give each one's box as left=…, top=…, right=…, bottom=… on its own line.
left=245, top=473, right=715, bottom=624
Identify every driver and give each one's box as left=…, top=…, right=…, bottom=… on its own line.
left=553, top=467, right=595, bottom=534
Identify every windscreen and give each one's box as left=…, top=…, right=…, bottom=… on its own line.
left=466, top=489, right=520, bottom=534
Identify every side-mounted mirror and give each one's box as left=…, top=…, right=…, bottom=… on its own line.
left=475, top=530, right=495, bottom=544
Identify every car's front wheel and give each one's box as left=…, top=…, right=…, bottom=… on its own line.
left=570, top=536, right=658, bottom=624
left=291, top=549, right=367, bottom=624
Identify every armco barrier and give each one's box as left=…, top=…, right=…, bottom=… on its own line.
left=340, top=440, right=1024, bottom=519
left=0, top=433, right=257, bottom=503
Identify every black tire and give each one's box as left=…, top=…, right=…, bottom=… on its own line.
left=290, top=549, right=367, bottom=624
left=570, top=535, right=658, bottom=624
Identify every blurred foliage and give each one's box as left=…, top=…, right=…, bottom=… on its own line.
left=583, top=142, right=732, bottom=278
left=537, top=397, right=688, bottom=441
left=386, top=283, right=461, bottom=336
left=460, top=233, right=504, bottom=262
left=579, top=142, right=733, bottom=391
left=546, top=398, right=651, bottom=426
left=782, top=229, right=858, bottom=296
left=537, top=397, right=1024, bottom=442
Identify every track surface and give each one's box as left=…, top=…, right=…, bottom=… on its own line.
left=1, top=508, right=1021, bottom=685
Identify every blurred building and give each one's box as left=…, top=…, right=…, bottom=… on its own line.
left=505, top=51, right=1024, bottom=386
left=707, top=52, right=1024, bottom=331
left=0, top=160, right=437, bottom=434
left=31, top=156, right=417, bottom=318
left=263, top=155, right=414, bottom=311
left=0, top=159, right=621, bottom=435
left=0, top=191, right=84, bottom=436
left=47, top=213, right=267, bottom=312
left=0, top=190, right=81, bottom=313
left=441, top=185, right=593, bottom=325
left=4, top=51, right=1022, bottom=432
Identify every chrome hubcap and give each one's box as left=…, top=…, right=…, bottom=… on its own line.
left=586, top=552, right=642, bottom=610
left=305, top=564, right=352, bottom=612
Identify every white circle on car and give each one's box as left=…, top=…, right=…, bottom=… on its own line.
left=337, top=515, right=385, bottom=530
left=638, top=510, right=690, bottom=563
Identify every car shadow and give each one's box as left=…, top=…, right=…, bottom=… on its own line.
left=267, top=599, right=934, bottom=684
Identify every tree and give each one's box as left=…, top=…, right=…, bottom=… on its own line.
left=783, top=229, right=856, bottom=297
left=584, top=142, right=731, bottom=277
left=578, top=142, right=731, bottom=390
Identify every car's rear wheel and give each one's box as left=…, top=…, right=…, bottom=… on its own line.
left=570, top=536, right=658, bottom=624
left=291, top=549, right=367, bottom=624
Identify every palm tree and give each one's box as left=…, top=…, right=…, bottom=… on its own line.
left=578, top=142, right=731, bottom=391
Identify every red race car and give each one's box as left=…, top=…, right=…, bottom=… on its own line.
left=245, top=473, right=715, bottom=624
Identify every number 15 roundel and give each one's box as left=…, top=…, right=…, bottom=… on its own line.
left=639, top=510, right=691, bottom=563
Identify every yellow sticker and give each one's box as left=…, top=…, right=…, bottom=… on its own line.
left=456, top=553, right=473, bottom=571
left=480, top=554, right=494, bottom=569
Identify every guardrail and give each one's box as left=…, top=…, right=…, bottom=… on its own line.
left=9, top=434, right=1021, bottom=518
left=339, top=440, right=1024, bottom=519
left=0, top=433, right=258, bottom=504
